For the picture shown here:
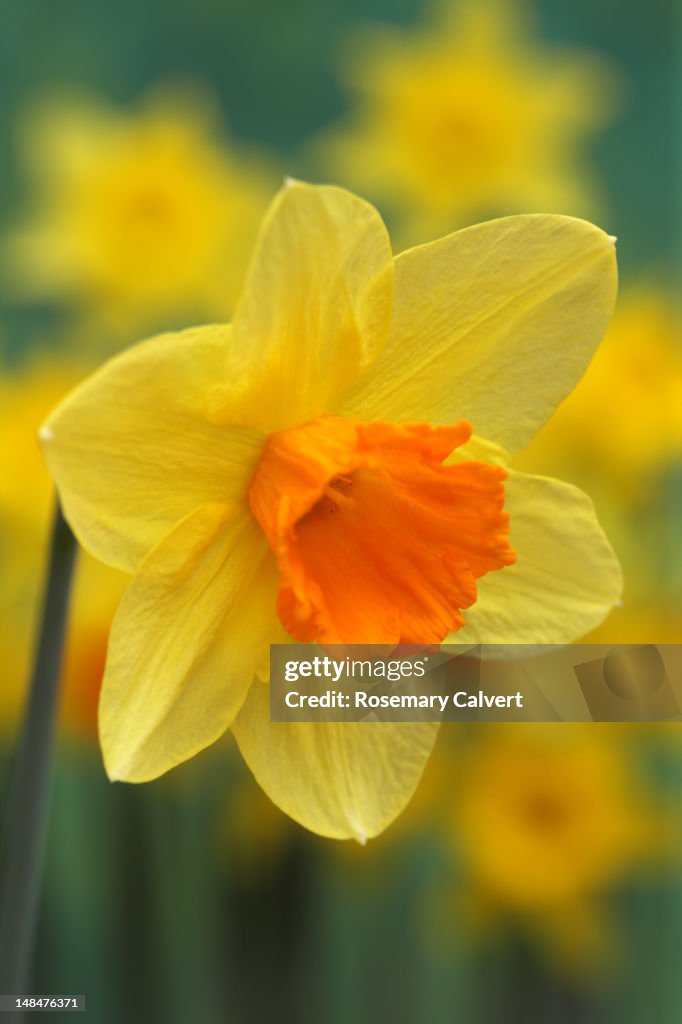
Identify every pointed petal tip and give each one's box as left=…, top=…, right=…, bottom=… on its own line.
left=353, top=824, right=368, bottom=846
left=38, top=424, right=54, bottom=443
left=105, top=758, right=144, bottom=784
left=103, top=756, right=124, bottom=782
left=608, top=235, right=617, bottom=246
left=102, top=743, right=132, bottom=783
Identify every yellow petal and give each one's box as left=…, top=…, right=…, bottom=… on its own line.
left=40, top=325, right=264, bottom=572
left=232, top=682, right=439, bottom=840
left=340, top=215, right=617, bottom=453
left=453, top=470, right=623, bottom=644
left=100, top=503, right=278, bottom=782
left=228, top=180, right=394, bottom=431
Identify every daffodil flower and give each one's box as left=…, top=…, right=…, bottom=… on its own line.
left=40, top=182, right=620, bottom=840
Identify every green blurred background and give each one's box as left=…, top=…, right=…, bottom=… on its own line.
left=1, top=0, right=680, bottom=1021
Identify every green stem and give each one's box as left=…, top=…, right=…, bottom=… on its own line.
left=0, top=502, right=77, bottom=997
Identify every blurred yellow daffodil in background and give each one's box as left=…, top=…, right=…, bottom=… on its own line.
left=1, top=550, right=125, bottom=743
left=4, top=86, right=275, bottom=336
left=0, top=357, right=88, bottom=725
left=320, top=0, right=619, bottom=243
left=0, top=356, right=83, bottom=541
left=39, top=181, right=620, bottom=841
left=58, top=556, right=128, bottom=741
left=448, top=725, right=674, bottom=974
left=516, top=285, right=682, bottom=495
left=515, top=283, right=682, bottom=648
left=0, top=356, right=126, bottom=738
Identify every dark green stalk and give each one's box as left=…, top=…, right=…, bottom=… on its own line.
left=0, top=502, right=77, bottom=998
